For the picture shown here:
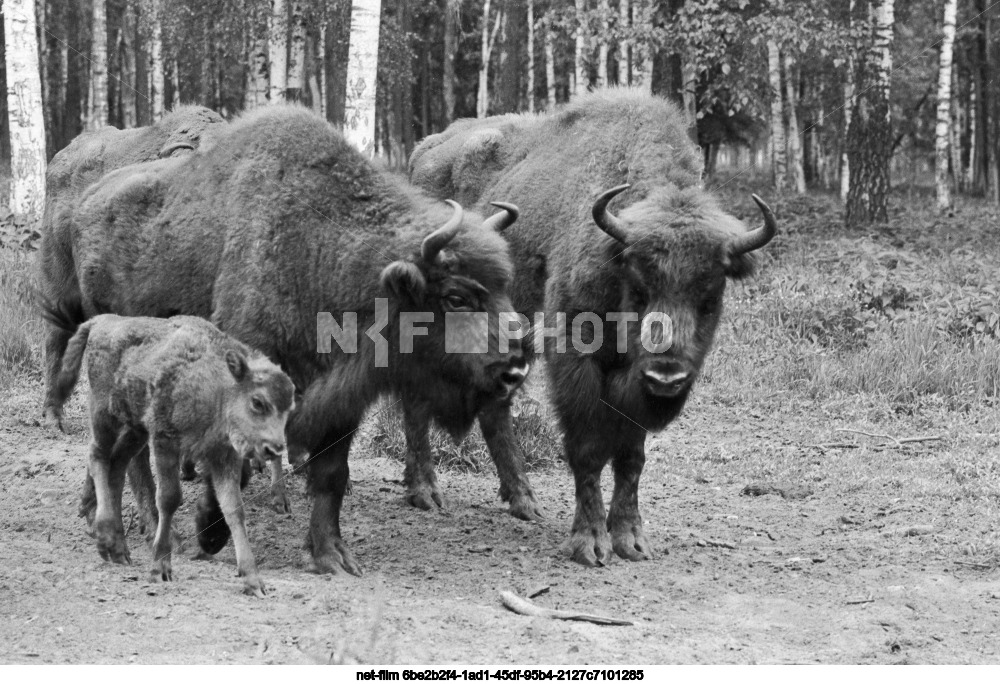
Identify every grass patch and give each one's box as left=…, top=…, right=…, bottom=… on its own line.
left=0, top=247, right=43, bottom=389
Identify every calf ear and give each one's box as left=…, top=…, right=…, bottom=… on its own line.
left=380, top=261, right=427, bottom=304
left=225, top=350, right=249, bottom=381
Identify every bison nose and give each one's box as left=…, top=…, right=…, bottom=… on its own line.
left=642, top=368, right=692, bottom=398
left=263, top=442, right=287, bottom=461
left=499, top=363, right=529, bottom=392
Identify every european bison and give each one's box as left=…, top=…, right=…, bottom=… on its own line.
left=39, top=105, right=226, bottom=430
left=56, top=105, right=526, bottom=575
left=53, top=314, right=294, bottom=596
left=410, top=87, right=777, bottom=566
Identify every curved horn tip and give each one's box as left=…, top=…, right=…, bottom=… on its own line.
left=484, top=201, right=520, bottom=232
left=591, top=184, right=631, bottom=246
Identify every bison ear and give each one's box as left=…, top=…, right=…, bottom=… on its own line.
left=722, top=250, right=758, bottom=280
left=380, top=261, right=427, bottom=304
left=225, top=350, right=249, bottom=381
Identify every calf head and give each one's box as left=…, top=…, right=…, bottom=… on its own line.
left=223, top=350, right=297, bottom=461
left=592, top=184, right=776, bottom=429
left=380, top=200, right=528, bottom=435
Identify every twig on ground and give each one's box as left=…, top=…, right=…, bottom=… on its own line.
left=846, top=597, right=876, bottom=605
left=834, top=429, right=943, bottom=449
left=499, top=591, right=633, bottom=626
left=696, top=538, right=737, bottom=550
left=807, top=443, right=859, bottom=450
left=954, top=560, right=996, bottom=570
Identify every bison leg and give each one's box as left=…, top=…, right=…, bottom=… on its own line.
left=305, top=431, right=362, bottom=576
left=150, top=438, right=183, bottom=582
left=269, top=458, right=290, bottom=514
left=194, top=458, right=253, bottom=556
left=124, top=445, right=160, bottom=544
left=210, top=452, right=266, bottom=597
left=561, top=432, right=613, bottom=567
left=401, top=403, right=444, bottom=511
left=90, top=427, right=133, bottom=565
left=607, top=441, right=654, bottom=561
left=42, top=325, right=73, bottom=431
left=478, top=403, right=542, bottom=521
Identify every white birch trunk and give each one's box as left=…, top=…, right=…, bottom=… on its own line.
left=767, top=40, right=786, bottom=190
left=120, top=6, right=137, bottom=128
left=966, top=78, right=976, bottom=188
left=783, top=52, right=806, bottom=194
left=149, top=0, right=165, bottom=120
left=171, top=57, right=180, bottom=108
left=573, top=0, right=587, bottom=97
left=935, top=0, right=957, bottom=211
left=344, top=0, right=381, bottom=156
left=619, top=0, right=630, bottom=84
left=288, top=2, right=306, bottom=100
left=840, top=0, right=855, bottom=202
left=477, top=0, right=501, bottom=118
left=4, top=0, right=47, bottom=220
left=634, top=0, right=652, bottom=93
left=597, top=0, right=609, bottom=87
left=89, top=0, right=108, bottom=130
left=318, top=23, right=327, bottom=118
left=269, top=0, right=288, bottom=104
left=544, top=14, right=556, bottom=109
left=527, top=0, right=535, bottom=113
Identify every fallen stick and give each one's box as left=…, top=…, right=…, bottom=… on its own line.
left=836, top=428, right=902, bottom=446
left=807, top=443, right=859, bottom=450
left=835, top=429, right=943, bottom=449
left=954, top=560, right=995, bottom=570
left=846, top=597, right=876, bottom=605
left=499, top=591, right=633, bottom=626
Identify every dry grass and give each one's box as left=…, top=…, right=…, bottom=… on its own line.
left=0, top=247, right=43, bottom=390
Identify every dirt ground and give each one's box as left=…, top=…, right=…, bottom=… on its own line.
left=2, top=376, right=999, bottom=666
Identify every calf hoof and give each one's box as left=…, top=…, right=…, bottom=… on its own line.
left=42, top=406, right=64, bottom=433
left=561, top=529, right=612, bottom=568
left=97, top=534, right=131, bottom=566
left=241, top=576, right=267, bottom=598
left=180, top=459, right=198, bottom=481
left=507, top=491, right=544, bottom=522
left=151, top=559, right=173, bottom=582
left=195, top=503, right=230, bottom=555
left=610, top=526, right=655, bottom=562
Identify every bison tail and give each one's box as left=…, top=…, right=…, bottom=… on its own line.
left=52, top=319, right=95, bottom=409
left=39, top=294, right=88, bottom=335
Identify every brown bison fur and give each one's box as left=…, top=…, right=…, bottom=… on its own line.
left=39, top=106, right=226, bottom=429
left=60, top=105, right=527, bottom=575
left=54, top=314, right=294, bottom=596
left=410, top=87, right=776, bottom=567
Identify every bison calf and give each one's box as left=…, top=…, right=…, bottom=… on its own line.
left=54, top=315, right=294, bottom=596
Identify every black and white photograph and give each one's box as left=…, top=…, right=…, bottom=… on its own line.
left=1, top=0, right=999, bottom=666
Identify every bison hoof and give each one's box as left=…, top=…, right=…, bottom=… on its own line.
left=42, top=406, right=64, bottom=433
left=405, top=486, right=445, bottom=512
left=610, top=529, right=655, bottom=562
left=508, top=492, right=544, bottom=522
left=272, top=493, right=292, bottom=514
left=96, top=523, right=131, bottom=564
left=195, top=506, right=231, bottom=555
left=309, top=543, right=364, bottom=577
left=151, top=560, right=173, bottom=582
left=561, top=530, right=612, bottom=568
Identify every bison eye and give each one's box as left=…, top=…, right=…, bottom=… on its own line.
left=251, top=397, right=268, bottom=414
left=630, top=286, right=647, bottom=309
left=443, top=293, right=472, bottom=311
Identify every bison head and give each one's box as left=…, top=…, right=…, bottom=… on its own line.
left=223, top=349, right=296, bottom=464
left=591, top=184, right=776, bottom=429
left=379, top=200, right=528, bottom=436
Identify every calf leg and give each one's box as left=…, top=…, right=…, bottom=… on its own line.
left=90, top=428, right=133, bottom=565
left=478, top=403, right=542, bottom=521
left=401, top=402, right=442, bottom=511
left=124, top=446, right=160, bottom=544
left=607, top=440, right=653, bottom=561
left=150, top=439, right=183, bottom=582
left=210, top=452, right=266, bottom=596
left=306, top=429, right=361, bottom=576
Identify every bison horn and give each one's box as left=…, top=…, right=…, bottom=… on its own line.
left=421, top=199, right=464, bottom=263
left=592, top=184, right=631, bottom=245
left=159, top=141, right=196, bottom=158
left=730, top=194, right=778, bottom=255
left=482, top=201, right=519, bottom=233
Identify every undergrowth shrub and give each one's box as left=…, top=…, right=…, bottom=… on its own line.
left=0, top=247, right=42, bottom=386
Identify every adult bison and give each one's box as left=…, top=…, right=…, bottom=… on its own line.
left=410, top=87, right=777, bottom=566
left=54, top=105, right=526, bottom=575
left=39, top=105, right=226, bottom=429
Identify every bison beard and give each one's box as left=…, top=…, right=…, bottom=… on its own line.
left=53, top=106, right=525, bottom=575
left=409, top=87, right=777, bottom=566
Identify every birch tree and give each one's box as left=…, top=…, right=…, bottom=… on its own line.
left=597, top=0, right=610, bottom=87
left=619, top=0, right=630, bottom=84
left=89, top=0, right=108, bottom=130
left=4, top=0, right=46, bottom=220
left=149, top=0, right=165, bottom=120
left=784, top=52, right=806, bottom=194
left=767, top=39, right=787, bottom=190
left=344, top=0, right=381, bottom=156
left=269, top=0, right=288, bottom=104
left=840, top=0, right=855, bottom=202
left=544, top=12, right=556, bottom=109
left=443, top=0, right=459, bottom=122
left=527, top=0, right=535, bottom=113
left=846, top=0, right=895, bottom=227
left=287, top=1, right=306, bottom=102
left=477, top=0, right=502, bottom=118
left=935, top=0, right=958, bottom=212
left=633, top=0, right=652, bottom=93
left=573, top=0, right=587, bottom=96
